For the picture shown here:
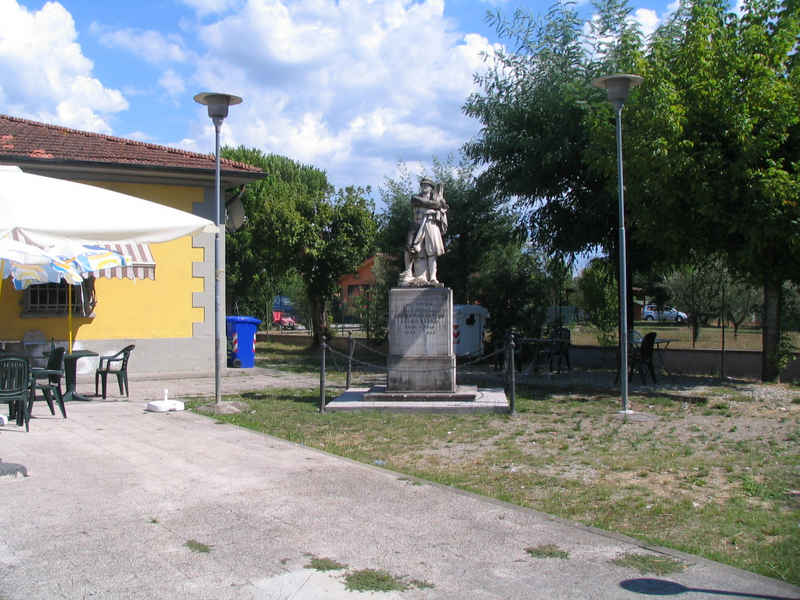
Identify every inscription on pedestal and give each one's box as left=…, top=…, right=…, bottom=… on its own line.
left=389, top=288, right=453, bottom=357
left=388, top=287, right=455, bottom=392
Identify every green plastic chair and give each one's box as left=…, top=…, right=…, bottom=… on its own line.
left=30, top=346, right=66, bottom=418
left=95, top=345, right=135, bottom=399
left=0, top=356, right=32, bottom=431
left=630, top=332, right=658, bottom=384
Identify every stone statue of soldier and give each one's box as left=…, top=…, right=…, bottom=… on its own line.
left=398, top=177, right=448, bottom=287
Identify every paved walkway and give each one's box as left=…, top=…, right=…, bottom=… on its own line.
left=1, top=370, right=798, bottom=599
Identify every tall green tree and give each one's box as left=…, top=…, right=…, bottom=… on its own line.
left=222, top=147, right=376, bottom=345
left=576, top=257, right=619, bottom=346
left=544, top=252, right=575, bottom=327
left=463, top=1, right=651, bottom=348
left=717, top=265, right=762, bottom=338
left=464, top=0, right=800, bottom=379
left=472, top=243, right=549, bottom=340
left=296, top=184, right=377, bottom=343
left=222, top=148, right=323, bottom=321
left=664, top=254, right=722, bottom=346
left=463, top=1, right=645, bottom=257
left=630, top=0, right=800, bottom=378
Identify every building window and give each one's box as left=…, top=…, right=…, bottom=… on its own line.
left=23, top=277, right=96, bottom=317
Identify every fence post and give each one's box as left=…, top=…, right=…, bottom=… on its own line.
left=320, top=335, right=327, bottom=413
left=509, top=333, right=516, bottom=415
left=346, top=331, right=354, bottom=389
left=504, top=332, right=510, bottom=395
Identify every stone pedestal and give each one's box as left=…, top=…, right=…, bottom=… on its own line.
left=386, top=287, right=456, bottom=392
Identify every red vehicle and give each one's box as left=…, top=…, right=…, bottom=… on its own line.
left=272, top=311, right=297, bottom=329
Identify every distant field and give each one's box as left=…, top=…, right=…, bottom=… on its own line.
left=571, top=323, right=800, bottom=352
left=269, top=323, right=800, bottom=353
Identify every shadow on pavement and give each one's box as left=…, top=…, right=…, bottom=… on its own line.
left=620, top=578, right=800, bottom=599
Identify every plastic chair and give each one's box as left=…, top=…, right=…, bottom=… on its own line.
left=0, top=356, right=32, bottom=431
left=30, top=346, right=66, bottom=418
left=630, top=332, right=657, bottom=384
left=95, top=345, right=135, bottom=399
left=548, top=327, right=571, bottom=373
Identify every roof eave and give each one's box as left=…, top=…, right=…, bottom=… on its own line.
left=0, top=156, right=265, bottom=188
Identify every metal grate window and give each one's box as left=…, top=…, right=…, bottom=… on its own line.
left=23, top=282, right=83, bottom=316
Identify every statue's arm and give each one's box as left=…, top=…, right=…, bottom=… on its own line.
left=413, top=197, right=440, bottom=209
left=433, top=184, right=448, bottom=210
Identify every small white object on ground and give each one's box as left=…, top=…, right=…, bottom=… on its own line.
left=0, top=415, right=7, bottom=426
left=145, top=399, right=184, bottom=413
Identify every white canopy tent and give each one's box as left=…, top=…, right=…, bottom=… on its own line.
left=0, top=166, right=216, bottom=245
left=0, top=164, right=219, bottom=374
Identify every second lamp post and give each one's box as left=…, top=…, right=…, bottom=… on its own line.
left=591, top=73, right=643, bottom=414
left=193, top=92, right=242, bottom=405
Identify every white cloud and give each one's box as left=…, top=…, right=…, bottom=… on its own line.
left=175, top=136, right=201, bottom=152
left=125, top=130, right=152, bottom=141
left=0, top=0, right=127, bottom=132
left=585, top=2, right=677, bottom=52
left=91, top=23, right=189, bottom=64
left=632, top=8, right=660, bottom=39
left=159, top=69, right=186, bottom=100
left=189, top=0, right=497, bottom=189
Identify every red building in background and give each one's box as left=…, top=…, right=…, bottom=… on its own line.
left=339, top=255, right=377, bottom=308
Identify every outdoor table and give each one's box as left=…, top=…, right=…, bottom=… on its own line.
left=63, top=349, right=99, bottom=402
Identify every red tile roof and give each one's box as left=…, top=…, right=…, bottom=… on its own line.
left=0, top=114, right=262, bottom=178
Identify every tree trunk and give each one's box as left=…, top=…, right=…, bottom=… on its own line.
left=309, top=295, right=328, bottom=347
left=761, top=279, right=782, bottom=381
left=731, top=316, right=742, bottom=338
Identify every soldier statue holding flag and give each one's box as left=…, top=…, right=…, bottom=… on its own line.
left=398, top=177, right=448, bottom=287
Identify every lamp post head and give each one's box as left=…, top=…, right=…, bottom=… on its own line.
left=193, top=92, right=243, bottom=122
left=591, top=74, right=643, bottom=108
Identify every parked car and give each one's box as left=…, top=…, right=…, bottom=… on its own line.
left=272, top=314, right=297, bottom=329
left=643, top=304, right=687, bottom=323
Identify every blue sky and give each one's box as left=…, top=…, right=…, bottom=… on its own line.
left=2, top=0, right=676, bottom=195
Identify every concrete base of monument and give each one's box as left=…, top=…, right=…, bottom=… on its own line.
left=326, top=386, right=509, bottom=414
left=387, top=355, right=457, bottom=392
left=365, top=384, right=478, bottom=401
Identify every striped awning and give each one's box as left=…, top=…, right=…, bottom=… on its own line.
left=10, top=229, right=155, bottom=281
left=94, top=242, right=155, bottom=280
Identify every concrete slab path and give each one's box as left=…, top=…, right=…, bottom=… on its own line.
left=1, top=371, right=798, bottom=599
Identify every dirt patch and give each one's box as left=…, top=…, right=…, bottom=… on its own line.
left=196, top=400, right=251, bottom=414
left=387, top=375, right=800, bottom=515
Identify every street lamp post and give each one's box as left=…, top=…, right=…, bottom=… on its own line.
left=591, top=74, right=642, bottom=414
left=193, top=92, right=243, bottom=405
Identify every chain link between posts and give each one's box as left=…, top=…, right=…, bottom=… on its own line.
left=318, top=334, right=516, bottom=414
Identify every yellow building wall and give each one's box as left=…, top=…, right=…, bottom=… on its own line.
left=0, top=182, right=205, bottom=342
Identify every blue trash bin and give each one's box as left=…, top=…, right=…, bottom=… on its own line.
left=225, top=316, right=261, bottom=368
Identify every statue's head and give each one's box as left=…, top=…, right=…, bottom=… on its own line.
left=419, top=177, right=434, bottom=191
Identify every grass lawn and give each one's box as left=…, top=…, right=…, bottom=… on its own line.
left=190, top=339, right=800, bottom=586
left=570, top=323, right=800, bottom=352
left=264, top=323, right=800, bottom=353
